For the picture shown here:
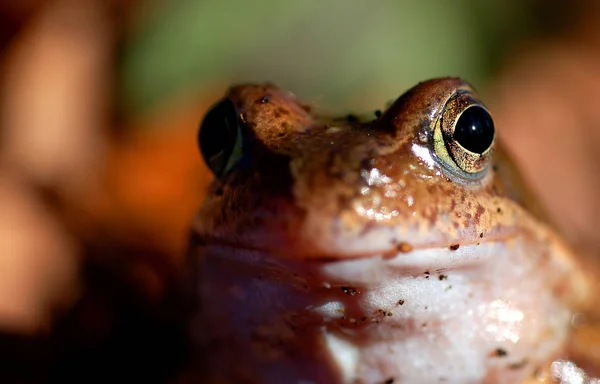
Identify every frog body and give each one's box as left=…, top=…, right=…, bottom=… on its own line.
left=188, top=78, right=591, bottom=384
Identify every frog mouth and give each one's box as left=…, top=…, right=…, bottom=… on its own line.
left=191, top=229, right=518, bottom=266
left=191, top=198, right=523, bottom=262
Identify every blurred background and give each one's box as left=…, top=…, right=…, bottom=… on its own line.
left=0, top=0, right=599, bottom=382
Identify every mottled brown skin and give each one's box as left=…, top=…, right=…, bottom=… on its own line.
left=196, top=79, right=574, bottom=260
left=189, top=78, right=592, bottom=383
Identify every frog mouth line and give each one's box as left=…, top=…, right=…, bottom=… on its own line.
left=191, top=231, right=519, bottom=262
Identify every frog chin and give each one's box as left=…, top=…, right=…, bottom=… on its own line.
left=192, top=237, right=572, bottom=384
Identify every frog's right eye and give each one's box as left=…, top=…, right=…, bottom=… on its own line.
left=198, top=98, right=244, bottom=177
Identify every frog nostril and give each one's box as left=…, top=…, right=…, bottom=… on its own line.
left=453, top=106, right=495, bottom=154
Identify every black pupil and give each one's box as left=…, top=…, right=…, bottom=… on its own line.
left=198, top=98, right=239, bottom=176
left=452, top=106, right=495, bottom=154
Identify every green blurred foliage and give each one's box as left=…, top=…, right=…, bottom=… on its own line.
left=119, top=0, right=541, bottom=118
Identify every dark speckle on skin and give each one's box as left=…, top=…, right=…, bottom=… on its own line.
left=480, top=232, right=484, bottom=238
left=438, top=274, right=448, bottom=281
left=384, top=378, right=395, bottom=384
left=397, top=299, right=405, bottom=305
left=347, top=114, right=359, bottom=123
left=449, top=244, right=460, bottom=251
left=397, top=242, right=413, bottom=253
left=341, top=286, right=360, bottom=296
left=424, top=271, right=430, bottom=279
left=493, top=348, right=508, bottom=357
left=497, top=207, right=502, bottom=213
left=474, top=205, right=485, bottom=222
left=299, top=103, right=311, bottom=113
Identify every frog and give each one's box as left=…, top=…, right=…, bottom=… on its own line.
left=186, top=78, right=594, bottom=383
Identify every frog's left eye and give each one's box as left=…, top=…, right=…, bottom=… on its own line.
left=198, top=98, right=245, bottom=177
left=433, top=91, right=495, bottom=178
